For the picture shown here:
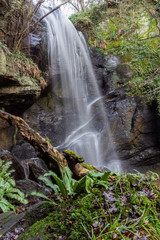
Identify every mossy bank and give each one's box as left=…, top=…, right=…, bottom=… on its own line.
left=19, top=171, right=160, bottom=240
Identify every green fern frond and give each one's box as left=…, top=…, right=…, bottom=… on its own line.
left=0, top=198, right=15, bottom=212
left=0, top=160, right=3, bottom=168
left=39, top=176, right=60, bottom=195
left=44, top=171, right=66, bottom=198
left=29, top=191, right=56, bottom=205
left=0, top=161, right=12, bottom=178
left=50, top=156, right=64, bottom=178
left=6, top=193, right=28, bottom=204
left=0, top=160, right=28, bottom=213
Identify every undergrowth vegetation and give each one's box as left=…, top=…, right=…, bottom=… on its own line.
left=0, top=158, right=160, bottom=239
left=0, top=160, right=27, bottom=213
left=20, top=167, right=160, bottom=240
left=70, top=0, right=160, bottom=113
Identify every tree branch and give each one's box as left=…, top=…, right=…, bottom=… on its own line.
left=27, top=0, right=70, bottom=37
left=141, top=2, right=160, bottom=35
left=0, top=110, right=88, bottom=178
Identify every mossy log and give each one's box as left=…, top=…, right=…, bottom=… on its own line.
left=0, top=110, right=89, bottom=178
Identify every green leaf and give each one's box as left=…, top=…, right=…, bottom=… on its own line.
left=0, top=198, right=15, bottom=212
left=39, top=175, right=60, bottom=195
left=88, top=170, right=104, bottom=180
left=73, top=176, right=87, bottom=193
left=46, top=171, right=66, bottom=198
left=0, top=161, right=12, bottom=178
left=100, top=171, right=111, bottom=181
left=0, top=160, right=28, bottom=212
left=85, top=176, right=94, bottom=193
left=63, top=167, right=73, bottom=195
left=29, top=191, right=57, bottom=204
left=6, top=193, right=28, bottom=204
left=50, top=156, right=64, bottom=178
left=73, top=175, right=93, bottom=194
left=96, top=180, right=109, bottom=189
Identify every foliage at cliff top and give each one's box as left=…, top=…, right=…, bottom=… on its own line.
left=70, top=0, right=160, bottom=112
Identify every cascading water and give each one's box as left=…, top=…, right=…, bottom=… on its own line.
left=42, top=7, right=120, bottom=170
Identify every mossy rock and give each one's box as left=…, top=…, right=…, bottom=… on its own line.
left=24, top=201, right=55, bottom=228
left=80, top=162, right=99, bottom=172
left=19, top=193, right=98, bottom=240
left=63, top=150, right=84, bottom=163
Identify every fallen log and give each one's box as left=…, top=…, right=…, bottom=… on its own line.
left=0, top=110, right=89, bottom=178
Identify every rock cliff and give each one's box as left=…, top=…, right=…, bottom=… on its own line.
left=0, top=45, right=46, bottom=114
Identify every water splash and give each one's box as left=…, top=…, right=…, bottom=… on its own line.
left=42, top=8, right=120, bottom=170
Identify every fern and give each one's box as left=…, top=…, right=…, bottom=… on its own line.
left=29, top=191, right=57, bottom=204
left=0, top=160, right=28, bottom=213
left=0, top=161, right=14, bottom=178
left=44, top=171, right=67, bottom=198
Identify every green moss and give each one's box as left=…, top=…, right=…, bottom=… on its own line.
left=64, top=150, right=84, bottom=163
left=19, top=170, right=160, bottom=240
left=19, top=193, right=96, bottom=240
left=24, top=201, right=55, bottom=228
left=80, top=162, right=99, bottom=171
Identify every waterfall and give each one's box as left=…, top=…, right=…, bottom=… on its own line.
left=42, top=7, right=120, bottom=170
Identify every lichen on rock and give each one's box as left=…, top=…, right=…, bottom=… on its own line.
left=0, top=45, right=46, bottom=113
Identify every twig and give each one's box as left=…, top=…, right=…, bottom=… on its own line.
left=31, top=0, right=70, bottom=28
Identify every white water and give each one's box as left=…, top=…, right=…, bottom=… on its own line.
left=42, top=8, right=120, bottom=170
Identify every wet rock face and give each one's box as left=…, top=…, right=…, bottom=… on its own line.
left=10, top=51, right=160, bottom=171
left=0, top=45, right=46, bottom=150
left=92, top=52, right=160, bottom=170
left=16, top=179, right=50, bottom=195
left=11, top=92, right=73, bottom=161
left=106, top=98, right=160, bottom=163
left=23, top=18, right=49, bottom=74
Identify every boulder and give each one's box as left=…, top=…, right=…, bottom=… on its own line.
left=21, top=158, right=49, bottom=183
left=0, top=150, right=25, bottom=180
left=0, top=118, right=14, bottom=150
left=0, top=211, right=25, bottom=235
left=16, top=179, right=50, bottom=195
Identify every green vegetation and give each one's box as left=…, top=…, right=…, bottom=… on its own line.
left=0, top=42, right=7, bottom=47
left=0, top=160, right=28, bottom=213
left=20, top=170, right=160, bottom=240
left=1, top=158, right=159, bottom=239
left=70, top=4, right=107, bottom=35
left=70, top=0, right=160, bottom=113
left=30, top=159, right=111, bottom=201
left=81, top=162, right=99, bottom=171
left=64, top=149, right=84, bottom=162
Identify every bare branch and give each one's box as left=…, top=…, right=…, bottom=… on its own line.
left=141, top=1, right=160, bottom=35
left=29, top=0, right=70, bottom=34
left=69, top=1, right=80, bottom=12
